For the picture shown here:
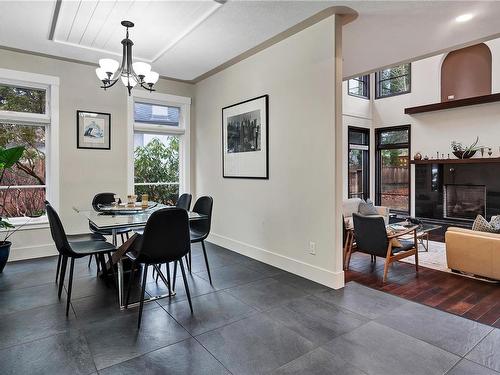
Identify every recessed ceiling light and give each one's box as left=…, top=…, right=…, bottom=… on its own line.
left=455, top=14, right=474, bottom=23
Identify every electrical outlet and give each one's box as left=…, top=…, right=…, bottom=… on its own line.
left=309, top=241, right=316, bottom=255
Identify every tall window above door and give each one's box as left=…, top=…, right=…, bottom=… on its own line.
left=375, top=125, right=411, bottom=214
left=347, top=75, right=370, bottom=99
left=130, top=94, right=190, bottom=206
left=348, top=127, right=370, bottom=200
left=375, top=63, right=411, bottom=99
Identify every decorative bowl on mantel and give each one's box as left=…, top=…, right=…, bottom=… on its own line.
left=452, top=150, right=477, bottom=159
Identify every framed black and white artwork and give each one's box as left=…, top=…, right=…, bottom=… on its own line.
left=77, top=110, right=111, bottom=150
left=222, top=95, right=269, bottom=179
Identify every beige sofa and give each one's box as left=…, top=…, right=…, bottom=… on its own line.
left=445, top=227, right=500, bottom=280
left=343, top=198, right=389, bottom=228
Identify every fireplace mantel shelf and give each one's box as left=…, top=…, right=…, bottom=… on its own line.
left=404, top=93, right=500, bottom=114
left=411, top=157, right=500, bottom=165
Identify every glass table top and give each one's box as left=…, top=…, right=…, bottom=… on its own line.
left=73, top=203, right=206, bottom=230
left=390, top=221, right=442, bottom=235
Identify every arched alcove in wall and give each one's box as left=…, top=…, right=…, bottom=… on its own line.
left=441, top=43, right=492, bottom=102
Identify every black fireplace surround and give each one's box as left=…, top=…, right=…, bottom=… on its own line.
left=415, top=162, right=500, bottom=225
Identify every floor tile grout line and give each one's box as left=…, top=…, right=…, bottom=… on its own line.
left=0, top=325, right=79, bottom=352
left=93, top=336, right=194, bottom=373
left=460, top=326, right=496, bottom=361
left=78, top=327, right=100, bottom=375
left=146, top=297, right=237, bottom=374
left=192, top=335, right=235, bottom=375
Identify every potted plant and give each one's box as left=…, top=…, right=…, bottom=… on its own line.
left=0, top=146, right=25, bottom=272
left=451, top=137, right=482, bottom=159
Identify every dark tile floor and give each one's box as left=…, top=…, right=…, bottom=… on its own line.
left=0, top=242, right=499, bottom=375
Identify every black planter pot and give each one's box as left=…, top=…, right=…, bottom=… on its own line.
left=0, top=241, right=11, bottom=273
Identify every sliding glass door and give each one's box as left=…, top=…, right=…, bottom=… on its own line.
left=375, top=125, right=411, bottom=214
left=348, top=127, right=370, bottom=200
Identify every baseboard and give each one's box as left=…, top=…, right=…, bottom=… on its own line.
left=8, top=243, right=57, bottom=262
left=208, top=233, right=345, bottom=289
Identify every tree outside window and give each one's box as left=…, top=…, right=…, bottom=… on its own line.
left=0, top=85, right=46, bottom=218
left=134, top=134, right=179, bottom=205
left=375, top=64, right=411, bottom=98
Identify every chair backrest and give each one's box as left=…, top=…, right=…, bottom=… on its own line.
left=137, top=208, right=191, bottom=264
left=352, top=213, right=389, bottom=257
left=92, top=192, right=116, bottom=211
left=45, top=203, right=72, bottom=256
left=190, top=196, right=213, bottom=239
left=176, top=193, right=192, bottom=211
left=343, top=198, right=362, bottom=218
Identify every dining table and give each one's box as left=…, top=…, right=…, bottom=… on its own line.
left=73, top=203, right=207, bottom=309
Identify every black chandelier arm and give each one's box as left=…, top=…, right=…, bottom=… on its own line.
left=100, top=78, right=120, bottom=90
left=139, top=81, right=155, bottom=92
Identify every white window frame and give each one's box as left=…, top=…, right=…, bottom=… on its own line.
left=0, top=68, right=59, bottom=228
left=127, top=91, right=191, bottom=200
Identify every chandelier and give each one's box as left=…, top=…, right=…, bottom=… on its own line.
left=95, top=21, right=159, bottom=95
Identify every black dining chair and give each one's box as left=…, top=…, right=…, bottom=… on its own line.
left=182, top=196, right=213, bottom=284
left=44, top=201, right=106, bottom=284
left=125, top=208, right=193, bottom=328
left=46, top=204, right=116, bottom=316
left=91, top=193, right=132, bottom=242
left=176, top=193, right=192, bottom=211
left=87, top=192, right=132, bottom=267
left=151, top=193, right=192, bottom=283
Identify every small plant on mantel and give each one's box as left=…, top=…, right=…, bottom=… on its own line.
left=0, top=146, right=26, bottom=272
left=451, top=137, right=483, bottom=159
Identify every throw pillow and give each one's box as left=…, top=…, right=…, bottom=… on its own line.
left=472, top=215, right=497, bottom=233
left=358, top=199, right=379, bottom=216
left=490, top=215, right=500, bottom=233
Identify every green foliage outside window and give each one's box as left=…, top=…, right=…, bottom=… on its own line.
left=376, top=64, right=411, bottom=98
left=0, top=85, right=46, bottom=114
left=0, top=85, right=46, bottom=218
left=134, top=136, right=180, bottom=205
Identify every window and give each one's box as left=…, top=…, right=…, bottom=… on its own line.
left=375, top=63, right=411, bottom=98
left=134, top=133, right=179, bottom=205
left=347, top=75, right=370, bottom=99
left=375, top=125, right=411, bottom=213
left=0, top=84, right=46, bottom=114
left=134, top=101, right=180, bottom=126
left=0, top=85, right=48, bottom=219
left=348, top=127, right=370, bottom=200
left=129, top=94, right=190, bottom=206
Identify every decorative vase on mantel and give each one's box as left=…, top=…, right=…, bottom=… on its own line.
left=452, top=150, right=477, bottom=159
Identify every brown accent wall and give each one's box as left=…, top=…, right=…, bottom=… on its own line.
left=441, top=43, right=492, bottom=102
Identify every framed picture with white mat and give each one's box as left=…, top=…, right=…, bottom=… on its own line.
left=222, top=95, right=269, bottom=179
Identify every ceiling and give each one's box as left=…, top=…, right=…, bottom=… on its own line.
left=0, top=1, right=499, bottom=82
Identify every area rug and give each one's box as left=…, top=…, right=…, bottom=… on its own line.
left=399, top=240, right=448, bottom=272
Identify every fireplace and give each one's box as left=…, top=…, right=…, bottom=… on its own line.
left=444, top=184, right=485, bottom=220
left=415, top=161, right=500, bottom=224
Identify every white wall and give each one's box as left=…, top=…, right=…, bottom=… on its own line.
left=0, top=48, right=195, bottom=261
left=194, top=17, right=343, bottom=288
left=344, top=38, right=500, bottom=216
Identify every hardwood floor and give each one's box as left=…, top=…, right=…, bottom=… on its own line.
left=345, top=252, right=500, bottom=328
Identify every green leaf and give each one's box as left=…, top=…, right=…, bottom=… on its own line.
left=0, top=219, right=15, bottom=229
left=0, top=146, right=25, bottom=169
